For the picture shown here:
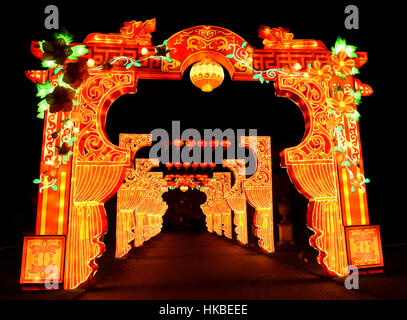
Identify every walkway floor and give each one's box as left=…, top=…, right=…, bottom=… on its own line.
left=73, top=231, right=374, bottom=300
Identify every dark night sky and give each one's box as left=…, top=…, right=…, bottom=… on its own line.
left=2, top=1, right=405, bottom=245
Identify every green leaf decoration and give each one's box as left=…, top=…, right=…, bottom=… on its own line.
left=334, top=146, right=343, bottom=152
left=331, top=36, right=358, bottom=58
left=57, top=74, right=67, bottom=87
left=125, top=62, right=133, bottom=70
left=37, top=99, right=50, bottom=112
left=225, top=54, right=234, bottom=59
left=53, top=28, right=75, bottom=45
left=163, top=39, right=168, bottom=46
left=68, top=45, right=89, bottom=60
left=165, top=57, right=172, bottom=63
left=33, top=179, right=41, bottom=184
left=41, top=60, right=58, bottom=68
left=335, top=126, right=345, bottom=131
left=349, top=89, right=362, bottom=105
left=51, top=184, right=58, bottom=192
left=350, top=66, right=360, bottom=76
left=364, top=178, right=371, bottom=184
left=341, top=160, right=351, bottom=167
left=37, top=111, right=45, bottom=119
left=67, top=137, right=77, bottom=147
left=259, top=74, right=264, bottom=84
left=334, top=71, right=346, bottom=80
left=241, top=41, right=247, bottom=48
left=252, top=73, right=261, bottom=79
left=36, top=81, right=55, bottom=98
left=346, top=110, right=361, bottom=122
left=61, top=119, right=71, bottom=125
left=351, top=186, right=356, bottom=193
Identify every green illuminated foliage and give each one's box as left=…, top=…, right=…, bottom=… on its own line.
left=41, top=60, right=58, bottom=68
left=346, top=110, right=361, bottom=122
left=68, top=45, right=90, bottom=61
left=36, top=81, right=55, bottom=98
left=349, top=89, right=362, bottom=105
left=53, top=28, right=75, bottom=45
left=331, top=37, right=358, bottom=58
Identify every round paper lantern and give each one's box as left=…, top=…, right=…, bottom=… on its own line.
left=173, top=139, right=184, bottom=148
left=209, top=162, right=216, bottom=170
left=185, top=139, right=196, bottom=148
left=190, top=58, right=225, bottom=92
left=174, top=162, right=182, bottom=169
left=198, top=140, right=208, bottom=148
left=221, top=139, right=231, bottom=148
left=191, top=163, right=199, bottom=170
left=210, top=139, right=219, bottom=148
left=180, top=185, right=189, bottom=192
left=165, top=162, right=173, bottom=169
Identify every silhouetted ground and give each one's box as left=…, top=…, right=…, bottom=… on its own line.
left=1, top=231, right=406, bottom=300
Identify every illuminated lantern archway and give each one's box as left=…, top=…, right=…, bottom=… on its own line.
left=21, top=20, right=384, bottom=290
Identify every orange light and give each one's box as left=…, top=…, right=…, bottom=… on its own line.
left=87, top=59, right=95, bottom=68
left=210, top=139, right=219, bottom=148
left=221, top=139, right=231, bottom=148
left=173, top=139, right=184, bottom=148
left=190, top=58, right=225, bottom=92
left=198, top=140, right=208, bottom=148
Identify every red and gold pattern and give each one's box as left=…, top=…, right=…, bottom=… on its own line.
left=24, top=21, right=382, bottom=290
left=240, top=136, right=274, bottom=253
left=345, top=225, right=384, bottom=269
left=223, top=159, right=248, bottom=244
left=20, top=236, right=65, bottom=285
left=84, top=19, right=156, bottom=45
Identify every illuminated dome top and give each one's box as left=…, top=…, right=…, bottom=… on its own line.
left=189, top=58, right=225, bottom=92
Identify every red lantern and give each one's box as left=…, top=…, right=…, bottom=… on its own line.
left=185, top=139, right=196, bottom=148
left=191, top=162, right=199, bottom=170
left=210, top=139, right=219, bottom=148
left=198, top=140, right=208, bottom=148
left=209, top=162, right=216, bottom=170
left=222, top=139, right=231, bottom=149
left=173, top=139, right=184, bottom=148
left=183, top=162, right=191, bottom=169
left=174, top=162, right=182, bottom=169
left=165, top=162, right=173, bottom=169
left=200, top=162, right=208, bottom=169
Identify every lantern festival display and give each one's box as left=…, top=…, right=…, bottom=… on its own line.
left=20, top=20, right=384, bottom=290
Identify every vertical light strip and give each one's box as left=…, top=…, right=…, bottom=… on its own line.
left=341, top=168, right=352, bottom=225
left=58, top=171, right=67, bottom=235
left=40, top=187, right=48, bottom=235
left=356, top=167, right=367, bottom=225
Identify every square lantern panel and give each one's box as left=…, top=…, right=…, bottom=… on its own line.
left=20, top=235, right=66, bottom=287
left=345, top=225, right=384, bottom=272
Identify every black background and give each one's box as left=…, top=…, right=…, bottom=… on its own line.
left=1, top=0, right=405, bottom=247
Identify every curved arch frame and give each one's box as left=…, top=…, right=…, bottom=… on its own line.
left=22, top=22, right=382, bottom=290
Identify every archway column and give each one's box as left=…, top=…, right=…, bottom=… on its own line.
left=223, top=159, right=248, bottom=244
left=240, top=136, right=274, bottom=253
left=64, top=71, right=137, bottom=289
